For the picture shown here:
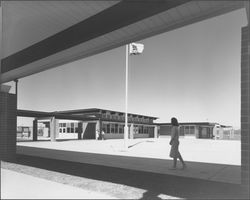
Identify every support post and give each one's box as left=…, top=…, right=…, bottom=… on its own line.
left=78, top=122, right=82, bottom=140
left=50, top=117, right=58, bottom=142
left=0, top=92, right=17, bottom=161
left=154, top=126, right=158, bottom=139
left=33, top=119, right=37, bottom=141
left=241, top=25, right=250, bottom=191
left=130, top=123, right=134, bottom=139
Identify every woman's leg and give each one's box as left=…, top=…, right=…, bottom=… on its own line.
left=178, top=154, right=186, bottom=168
left=173, top=157, right=177, bottom=168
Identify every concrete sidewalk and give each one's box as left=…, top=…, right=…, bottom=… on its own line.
left=1, top=169, right=117, bottom=199
left=16, top=138, right=241, bottom=184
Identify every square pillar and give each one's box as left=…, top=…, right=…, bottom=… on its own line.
left=33, top=119, right=38, bottom=141
left=154, top=126, right=158, bottom=138
left=78, top=122, right=82, bottom=140
left=129, top=123, right=134, bottom=139
left=95, top=120, right=100, bottom=140
left=0, top=92, right=17, bottom=161
left=241, top=25, right=250, bottom=189
left=50, top=117, right=58, bottom=142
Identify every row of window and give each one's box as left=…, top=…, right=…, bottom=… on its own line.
left=164, top=125, right=196, bottom=135
left=102, top=123, right=124, bottom=134
left=59, top=123, right=78, bottom=128
left=102, top=123, right=154, bottom=134
left=181, top=126, right=195, bottom=135
left=101, top=114, right=151, bottom=123
left=165, top=126, right=212, bottom=136
left=58, top=122, right=154, bottom=134
left=59, top=127, right=78, bottom=133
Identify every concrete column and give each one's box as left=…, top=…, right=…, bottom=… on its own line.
left=241, top=26, right=250, bottom=190
left=99, top=120, right=103, bottom=135
left=130, top=123, right=134, bottom=139
left=77, top=122, right=82, bottom=140
left=0, top=92, right=17, bottom=161
left=195, top=126, right=199, bottom=138
left=50, top=117, right=58, bottom=142
left=154, top=126, right=158, bottom=138
left=96, top=120, right=100, bottom=140
left=33, top=119, right=38, bottom=141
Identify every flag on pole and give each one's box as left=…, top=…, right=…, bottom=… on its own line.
left=129, top=43, right=144, bottom=55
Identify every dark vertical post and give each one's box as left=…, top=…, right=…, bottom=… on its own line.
left=241, top=25, right=250, bottom=191
left=33, top=119, right=38, bottom=141
left=0, top=92, right=17, bottom=161
left=78, top=122, right=82, bottom=140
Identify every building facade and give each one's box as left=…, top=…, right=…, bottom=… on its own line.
left=35, top=108, right=159, bottom=140
left=158, top=122, right=236, bottom=139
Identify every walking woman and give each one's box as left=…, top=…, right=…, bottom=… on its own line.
left=169, top=117, right=187, bottom=170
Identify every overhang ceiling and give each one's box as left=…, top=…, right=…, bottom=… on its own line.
left=0, top=0, right=248, bottom=83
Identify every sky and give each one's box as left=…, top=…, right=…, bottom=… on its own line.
left=15, top=8, right=247, bottom=128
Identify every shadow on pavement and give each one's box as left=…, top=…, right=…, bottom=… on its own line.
left=9, top=154, right=249, bottom=199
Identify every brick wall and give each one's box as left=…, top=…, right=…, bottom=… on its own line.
left=241, top=26, right=250, bottom=188
left=0, top=92, right=17, bottom=161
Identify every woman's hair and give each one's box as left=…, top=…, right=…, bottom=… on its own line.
left=171, top=117, right=179, bottom=126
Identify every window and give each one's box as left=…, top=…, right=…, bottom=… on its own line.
left=59, top=129, right=62, bottom=133
left=102, top=123, right=107, bottom=133
left=184, top=126, right=189, bottom=135
left=119, top=125, right=124, bottom=133
left=107, top=124, right=110, bottom=133
left=190, top=126, right=195, bottom=135
left=71, top=128, right=74, bottom=133
left=139, top=126, right=143, bottom=134
left=133, top=126, right=137, bottom=134
left=75, top=127, right=78, bottom=133
left=71, top=123, right=74, bottom=128
left=115, top=124, right=118, bottom=133
left=111, top=124, right=115, bottom=133
left=67, top=128, right=70, bottom=133
left=23, top=127, right=29, bottom=132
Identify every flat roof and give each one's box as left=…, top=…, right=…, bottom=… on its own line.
left=17, top=109, right=98, bottom=121
left=57, top=108, right=158, bottom=120
left=17, top=108, right=158, bottom=124
left=157, top=122, right=219, bottom=126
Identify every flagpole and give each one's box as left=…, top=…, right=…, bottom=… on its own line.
left=124, top=44, right=129, bottom=149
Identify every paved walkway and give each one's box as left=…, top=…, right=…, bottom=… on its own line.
left=16, top=137, right=241, bottom=184
left=1, top=169, right=117, bottom=199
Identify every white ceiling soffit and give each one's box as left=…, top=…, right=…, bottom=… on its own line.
left=0, top=0, right=246, bottom=83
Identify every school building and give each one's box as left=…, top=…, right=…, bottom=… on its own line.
left=159, top=122, right=237, bottom=140
left=19, top=108, right=237, bottom=141
left=32, top=108, right=159, bottom=140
